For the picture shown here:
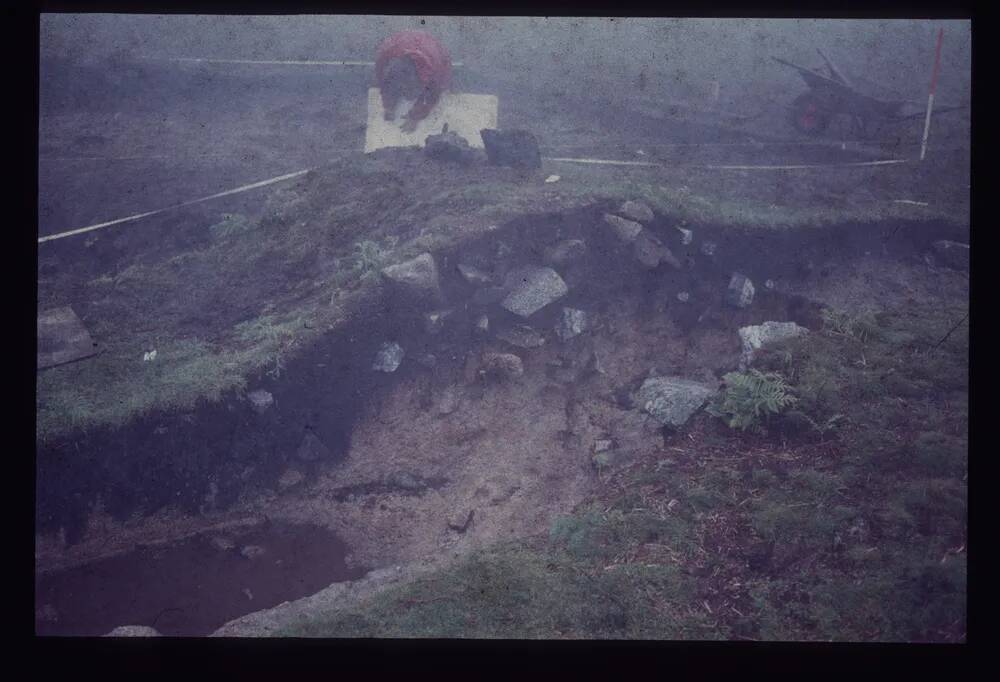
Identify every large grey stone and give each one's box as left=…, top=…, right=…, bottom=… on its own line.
left=633, top=229, right=681, bottom=269
left=381, top=253, right=441, bottom=301
left=738, top=321, right=808, bottom=368
left=617, top=200, right=654, bottom=223
left=501, top=266, right=568, bottom=317
left=480, top=129, right=541, bottom=169
left=373, top=342, right=405, bottom=372
left=725, top=273, right=755, bottom=309
left=604, top=214, right=643, bottom=243
left=931, top=240, right=970, bottom=271
left=635, top=377, right=717, bottom=428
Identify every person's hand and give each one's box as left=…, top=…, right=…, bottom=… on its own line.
left=401, top=118, right=418, bottom=133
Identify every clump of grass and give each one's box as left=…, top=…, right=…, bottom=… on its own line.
left=821, top=307, right=884, bottom=343
left=208, top=213, right=256, bottom=240
left=350, top=236, right=399, bottom=282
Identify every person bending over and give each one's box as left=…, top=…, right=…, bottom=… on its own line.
left=375, top=30, right=452, bottom=133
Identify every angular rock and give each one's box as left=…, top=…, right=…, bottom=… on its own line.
left=635, top=376, right=717, bottom=428
left=501, top=266, right=568, bottom=317
left=604, top=213, right=643, bottom=243
left=544, top=238, right=588, bottom=266
left=633, top=229, right=681, bottom=269
left=247, top=389, right=274, bottom=414
left=423, top=310, right=452, bottom=335
left=373, top=341, right=405, bottom=372
left=424, top=127, right=476, bottom=165
left=725, top=273, right=755, bottom=309
left=677, top=227, right=694, bottom=245
left=381, top=253, right=441, bottom=302
left=480, top=128, right=541, bottom=169
left=447, top=509, right=475, bottom=532
left=738, top=321, right=808, bottom=367
left=556, top=307, right=588, bottom=341
left=676, top=291, right=690, bottom=303
left=481, top=352, right=524, bottom=379
left=497, top=324, right=547, bottom=348
left=104, top=626, right=162, bottom=637
left=437, top=386, right=462, bottom=416
left=617, top=200, right=654, bottom=223
left=931, top=240, right=970, bottom=271
left=474, top=315, right=490, bottom=335
left=296, top=431, right=331, bottom=462
left=457, top=263, right=493, bottom=286
left=277, top=468, right=305, bottom=491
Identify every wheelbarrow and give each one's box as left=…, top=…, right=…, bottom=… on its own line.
left=773, top=49, right=964, bottom=138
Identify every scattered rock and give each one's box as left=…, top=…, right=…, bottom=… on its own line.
left=471, top=286, right=508, bottom=306
left=277, top=468, right=305, bottom=491
left=931, top=240, right=970, bottom=271
left=676, top=291, right=690, bottom=303
left=373, top=341, right=405, bottom=372
left=447, top=509, right=475, bottom=532
left=544, top=239, right=588, bottom=266
left=738, top=321, right=808, bottom=367
left=700, top=241, right=717, bottom=257
left=381, top=252, right=441, bottom=302
left=676, top=227, right=694, bottom=245
left=501, top=266, right=568, bottom=317
left=474, top=314, right=490, bottom=335
left=423, top=310, right=452, bottom=335
left=604, top=213, right=643, bottom=243
left=296, top=431, right=331, bottom=462
left=247, top=389, right=274, bottom=414
left=481, top=352, right=524, bottom=380
left=480, top=128, right=541, bottom=169
left=617, top=200, right=654, bottom=223
left=240, top=545, right=266, bottom=560
left=765, top=279, right=776, bottom=290
left=497, top=324, right=547, bottom=348
left=633, top=229, right=681, bottom=269
left=104, top=625, right=162, bottom=637
left=635, top=376, right=717, bottom=428
left=457, top=263, right=493, bottom=286
left=556, top=307, right=589, bottom=341
left=725, top=273, right=755, bottom=309
left=545, top=175, right=561, bottom=183
left=424, top=127, right=476, bottom=164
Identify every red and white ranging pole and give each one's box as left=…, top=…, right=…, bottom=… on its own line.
left=920, top=27, right=945, bottom=161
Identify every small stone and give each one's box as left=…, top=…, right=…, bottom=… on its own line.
left=447, top=509, right=475, bottom=532
left=437, top=386, right=461, bottom=415
left=738, top=321, right=808, bottom=367
left=373, top=341, right=405, bottom=372
left=545, top=175, right=561, bottom=183
left=497, top=324, right=547, bottom=349
left=457, top=263, right=493, bottom=286
left=701, top=241, right=717, bottom=257
left=424, top=310, right=452, bottom=335
left=501, top=266, right=568, bottom=317
left=104, top=625, right=162, bottom=637
left=381, top=252, right=441, bottom=302
left=633, top=229, right=681, bottom=269
left=931, top=240, right=970, bottom=271
left=725, top=273, right=755, bottom=309
left=556, top=307, right=588, bottom=341
left=247, top=389, right=274, bottom=414
left=240, top=545, right=266, bottom=559
left=544, top=239, right=588, bottom=266
left=617, top=200, right=654, bottom=223
left=278, top=468, right=305, bottom=491
left=765, top=279, right=776, bottom=290
left=593, top=439, right=614, bottom=453
left=424, top=128, right=476, bottom=164
left=296, top=431, right=331, bottom=462
left=604, top=213, right=644, bottom=243
left=677, top=227, right=693, bottom=245
left=676, top=291, right=690, bottom=303
left=474, top=315, right=490, bottom=335
left=481, top=352, right=524, bottom=379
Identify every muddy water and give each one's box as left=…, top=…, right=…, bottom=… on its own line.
left=35, top=520, right=365, bottom=637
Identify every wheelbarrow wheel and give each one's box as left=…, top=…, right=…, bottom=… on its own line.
left=790, top=93, right=831, bottom=136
